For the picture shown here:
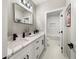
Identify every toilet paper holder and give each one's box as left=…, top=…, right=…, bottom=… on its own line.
left=68, top=43, right=74, bottom=49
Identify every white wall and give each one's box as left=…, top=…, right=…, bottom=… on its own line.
left=70, top=0, right=76, bottom=59
left=63, top=0, right=76, bottom=59
left=2, top=0, right=8, bottom=58
left=36, top=0, right=66, bottom=31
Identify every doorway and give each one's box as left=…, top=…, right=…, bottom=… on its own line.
left=39, top=8, right=68, bottom=59
left=46, top=8, right=64, bottom=51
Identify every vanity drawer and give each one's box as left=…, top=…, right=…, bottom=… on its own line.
left=34, top=39, right=40, bottom=48
left=34, top=35, right=44, bottom=49
left=35, top=39, right=40, bottom=44
left=34, top=35, right=45, bottom=59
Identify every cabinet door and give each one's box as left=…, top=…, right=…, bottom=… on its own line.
left=39, top=36, right=45, bottom=55
left=9, top=54, right=23, bottom=59
left=34, top=47, right=40, bottom=59
left=9, top=47, right=28, bottom=59
left=34, top=35, right=45, bottom=59
left=26, top=43, right=35, bottom=59
left=34, top=39, right=40, bottom=59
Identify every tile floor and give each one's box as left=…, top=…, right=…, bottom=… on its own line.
left=40, top=38, right=68, bottom=59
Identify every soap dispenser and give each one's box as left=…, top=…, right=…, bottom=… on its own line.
left=23, top=32, right=25, bottom=38
left=13, top=33, right=18, bottom=41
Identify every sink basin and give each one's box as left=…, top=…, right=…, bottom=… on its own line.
left=8, top=37, right=29, bottom=53
left=28, top=33, right=36, bottom=37
left=16, top=37, right=29, bottom=41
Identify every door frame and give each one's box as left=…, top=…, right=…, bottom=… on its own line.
left=44, top=7, right=64, bottom=50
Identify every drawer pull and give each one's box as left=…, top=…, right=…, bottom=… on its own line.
left=36, top=47, right=39, bottom=50
left=24, top=58, right=26, bottom=59
left=36, top=41, right=39, bottom=43
left=42, top=40, right=44, bottom=45
left=27, top=55, right=29, bottom=59
left=36, top=55, right=39, bottom=59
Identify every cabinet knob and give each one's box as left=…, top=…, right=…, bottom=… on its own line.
left=36, top=47, right=39, bottom=50
left=36, top=55, right=39, bottom=59
left=36, top=41, right=39, bottom=43
left=24, top=58, right=26, bottom=59
left=42, top=40, right=44, bottom=45
left=27, top=55, right=29, bottom=59
left=61, top=14, right=63, bottom=17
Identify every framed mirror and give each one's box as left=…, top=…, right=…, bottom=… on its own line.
left=13, top=1, right=33, bottom=24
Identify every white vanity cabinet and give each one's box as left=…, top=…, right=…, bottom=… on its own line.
left=34, top=35, right=45, bottom=59
left=9, top=33, right=45, bottom=59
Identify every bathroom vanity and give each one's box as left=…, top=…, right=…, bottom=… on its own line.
left=8, top=32, right=45, bottom=59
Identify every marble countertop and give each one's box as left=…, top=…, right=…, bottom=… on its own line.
left=8, top=32, right=45, bottom=57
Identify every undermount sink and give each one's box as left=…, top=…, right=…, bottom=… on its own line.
left=16, top=38, right=29, bottom=42
left=28, top=32, right=38, bottom=37
left=29, top=34, right=35, bottom=37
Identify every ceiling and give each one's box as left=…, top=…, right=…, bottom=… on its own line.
left=32, top=0, right=47, bottom=5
